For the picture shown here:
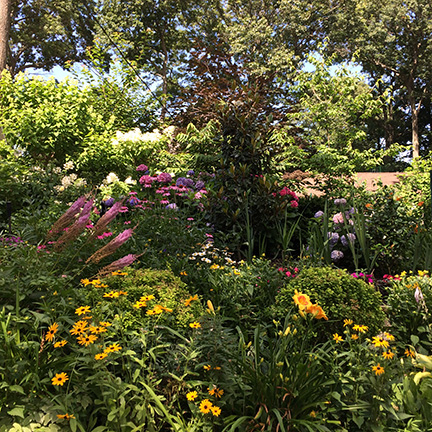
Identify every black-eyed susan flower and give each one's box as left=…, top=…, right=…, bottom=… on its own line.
left=77, top=333, right=97, bottom=346
left=140, top=294, right=155, bottom=302
left=405, top=348, right=416, bottom=358
left=353, top=324, right=369, bottom=333
left=211, top=405, right=221, bottom=417
left=343, top=319, right=353, bottom=327
left=89, top=325, right=107, bottom=334
left=52, top=372, right=69, bottom=386
left=46, top=323, right=59, bottom=342
left=199, top=399, right=213, bottom=414
left=95, top=352, right=108, bottom=360
left=189, top=321, right=201, bottom=329
left=99, top=321, right=111, bottom=327
left=104, top=343, right=122, bottom=353
left=70, top=320, right=88, bottom=336
left=382, top=350, right=395, bottom=360
left=372, top=364, right=385, bottom=376
left=103, top=291, right=120, bottom=298
left=372, top=336, right=390, bottom=349
left=351, top=334, right=359, bottom=340
left=333, top=333, right=343, bottom=343
left=384, top=332, right=395, bottom=341
left=186, top=391, right=198, bottom=401
left=54, top=340, right=68, bottom=348
left=75, top=306, right=91, bottom=316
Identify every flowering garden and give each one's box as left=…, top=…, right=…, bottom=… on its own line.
left=1, top=75, right=432, bottom=432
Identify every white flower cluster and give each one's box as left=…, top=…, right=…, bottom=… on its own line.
left=189, top=239, right=236, bottom=266
left=54, top=173, right=87, bottom=192
left=111, top=126, right=176, bottom=146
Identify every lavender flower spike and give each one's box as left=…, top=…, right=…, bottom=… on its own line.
left=47, top=196, right=87, bottom=239
left=86, top=227, right=136, bottom=264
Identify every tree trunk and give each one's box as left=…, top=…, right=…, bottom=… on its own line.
left=410, top=96, right=420, bottom=159
left=0, top=0, right=11, bottom=73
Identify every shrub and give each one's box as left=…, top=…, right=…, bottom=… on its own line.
left=386, top=272, right=432, bottom=351
left=274, top=266, right=385, bottom=335
left=85, top=268, right=204, bottom=330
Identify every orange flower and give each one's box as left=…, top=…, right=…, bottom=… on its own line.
left=418, top=201, right=424, bottom=207
left=292, top=290, right=312, bottom=310
left=45, top=323, right=59, bottom=342
left=365, top=203, right=373, bottom=209
left=306, top=304, right=328, bottom=320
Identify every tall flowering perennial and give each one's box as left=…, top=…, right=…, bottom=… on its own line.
left=92, top=200, right=125, bottom=237
left=97, top=253, right=143, bottom=277
left=86, top=227, right=136, bottom=264
left=47, top=196, right=87, bottom=239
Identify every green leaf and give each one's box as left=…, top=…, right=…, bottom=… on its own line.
left=7, top=407, right=25, bottom=418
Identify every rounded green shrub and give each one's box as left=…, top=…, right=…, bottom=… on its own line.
left=85, top=267, right=204, bottom=330
left=274, top=266, right=385, bottom=335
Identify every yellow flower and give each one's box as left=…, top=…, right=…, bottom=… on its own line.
left=382, top=350, right=395, bottom=360
left=309, top=411, right=317, bottom=418
left=405, top=348, right=416, bottom=358
left=140, top=294, right=155, bottom=302
left=89, top=325, right=107, bottom=334
left=99, top=321, right=112, bottom=327
left=353, top=324, right=368, bottom=333
left=95, top=352, right=108, bottom=360
left=57, top=413, right=75, bottom=419
left=75, top=306, right=91, bottom=316
left=333, top=333, right=343, bottom=343
left=372, top=336, right=390, bottom=349
left=211, top=405, right=221, bottom=417
left=384, top=332, right=395, bottom=341
left=80, top=278, right=92, bottom=286
left=186, top=391, right=198, bottom=401
left=199, top=399, right=213, bottom=414
left=372, top=364, right=385, bottom=376
left=104, top=343, right=122, bottom=353
left=203, top=364, right=211, bottom=371
left=70, top=320, right=88, bottom=336
left=233, top=269, right=241, bottom=275
left=185, top=294, right=199, bottom=306
left=46, top=323, right=59, bottom=342
left=133, top=301, right=147, bottom=309
left=343, top=319, right=353, bottom=327
left=292, top=290, right=312, bottom=311
left=54, top=340, right=68, bottom=348
left=210, top=264, right=220, bottom=270
left=351, top=334, right=359, bottom=340
left=103, top=291, right=120, bottom=298
left=180, top=271, right=188, bottom=276
left=189, top=321, right=201, bottom=329
left=77, top=333, right=98, bottom=346
left=214, top=388, right=224, bottom=398
left=52, top=372, right=69, bottom=386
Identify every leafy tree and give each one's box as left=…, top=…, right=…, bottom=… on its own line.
left=326, top=0, right=432, bottom=158
left=4, top=0, right=95, bottom=77
left=0, top=71, right=114, bottom=165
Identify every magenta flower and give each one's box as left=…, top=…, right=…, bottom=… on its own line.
left=157, top=172, right=172, bottom=183
left=136, top=164, right=148, bottom=172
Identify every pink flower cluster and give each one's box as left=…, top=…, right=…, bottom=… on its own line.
left=273, top=187, right=299, bottom=208
left=351, top=272, right=374, bottom=284
left=278, top=266, right=299, bottom=278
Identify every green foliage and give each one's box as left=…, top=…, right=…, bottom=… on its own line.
left=386, top=274, right=432, bottom=352
left=0, top=72, right=115, bottom=165
left=274, top=266, right=385, bottom=335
